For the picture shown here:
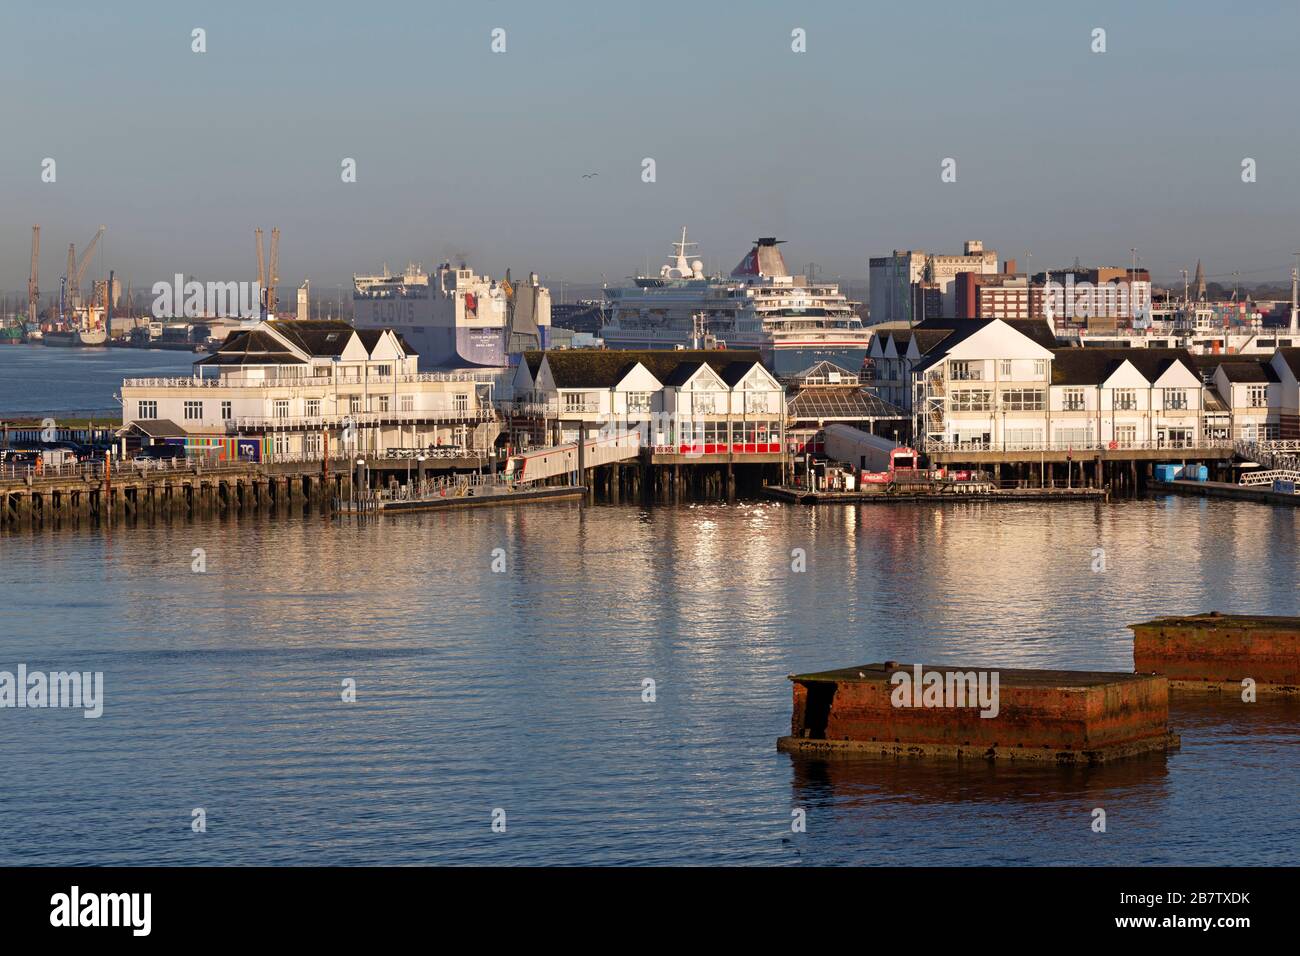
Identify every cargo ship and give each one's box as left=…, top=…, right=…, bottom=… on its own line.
left=352, top=261, right=553, bottom=369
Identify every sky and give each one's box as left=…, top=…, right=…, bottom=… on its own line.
left=2, top=0, right=1299, bottom=300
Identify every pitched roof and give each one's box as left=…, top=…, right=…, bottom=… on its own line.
left=121, top=419, right=189, bottom=438
left=1217, top=361, right=1278, bottom=384
left=909, top=319, right=1060, bottom=373
left=791, top=361, right=859, bottom=385
left=1276, top=348, right=1300, bottom=379
left=270, top=320, right=356, bottom=356
left=194, top=327, right=303, bottom=365
left=786, top=387, right=908, bottom=422
left=526, top=349, right=764, bottom=389
left=1049, top=348, right=1197, bottom=385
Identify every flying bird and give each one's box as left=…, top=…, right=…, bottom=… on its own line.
left=582, top=172, right=599, bottom=179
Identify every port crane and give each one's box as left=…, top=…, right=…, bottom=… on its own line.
left=254, top=227, right=280, bottom=318
left=27, top=225, right=39, bottom=324
left=67, top=225, right=106, bottom=309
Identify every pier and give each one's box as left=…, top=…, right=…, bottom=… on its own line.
left=0, top=457, right=352, bottom=530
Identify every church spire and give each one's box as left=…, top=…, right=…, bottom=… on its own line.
left=1193, top=259, right=1206, bottom=301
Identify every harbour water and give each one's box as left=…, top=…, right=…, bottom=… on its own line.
left=0, top=345, right=192, bottom=416
left=1, top=495, right=1298, bottom=865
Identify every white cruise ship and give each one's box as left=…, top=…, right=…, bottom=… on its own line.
left=601, top=229, right=873, bottom=375
left=352, top=261, right=552, bottom=369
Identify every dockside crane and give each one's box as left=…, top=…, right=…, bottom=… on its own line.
left=255, top=227, right=266, bottom=318
left=27, top=225, right=40, bottom=324
left=71, top=226, right=106, bottom=308
left=268, top=227, right=280, bottom=315
left=254, top=227, right=280, bottom=318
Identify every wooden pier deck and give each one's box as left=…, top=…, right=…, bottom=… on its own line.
left=0, top=459, right=352, bottom=530
left=764, top=484, right=1107, bottom=505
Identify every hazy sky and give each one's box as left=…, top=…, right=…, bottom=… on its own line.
left=3, top=0, right=1299, bottom=298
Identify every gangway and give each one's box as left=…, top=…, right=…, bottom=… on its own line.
left=504, top=432, right=640, bottom=484
left=1239, top=469, right=1300, bottom=487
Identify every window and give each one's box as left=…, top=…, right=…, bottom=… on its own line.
left=274, top=400, right=290, bottom=419
left=626, top=391, right=652, bottom=413
left=376, top=395, right=389, bottom=413
left=349, top=396, right=362, bottom=413
left=1062, top=388, right=1085, bottom=411
left=1055, top=426, right=1092, bottom=446
left=1001, top=388, right=1045, bottom=411
left=138, top=400, right=157, bottom=419
left=399, top=394, right=413, bottom=413
left=273, top=433, right=290, bottom=456
left=183, top=400, right=202, bottom=421
left=1113, top=389, right=1137, bottom=411
left=694, top=393, right=718, bottom=414
left=303, top=433, right=322, bottom=457
left=1247, top=385, right=1267, bottom=408
left=1164, top=389, right=1188, bottom=410
left=745, top=391, right=767, bottom=413
left=1033, top=360, right=1047, bottom=378
left=1000, top=360, right=1012, bottom=378
left=306, top=399, right=321, bottom=417
left=373, top=365, right=392, bottom=378
left=950, top=361, right=981, bottom=381
left=1115, top=425, right=1137, bottom=447
left=455, top=393, right=471, bottom=413
left=704, top=421, right=729, bottom=444
left=221, top=400, right=232, bottom=421
left=951, top=388, right=992, bottom=412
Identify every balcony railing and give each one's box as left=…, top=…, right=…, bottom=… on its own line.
left=235, top=409, right=492, bottom=430
left=924, top=438, right=1235, bottom=453
left=123, top=370, right=496, bottom=388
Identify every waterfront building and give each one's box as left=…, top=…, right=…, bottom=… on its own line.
left=507, top=349, right=783, bottom=451
left=119, top=319, right=503, bottom=460
left=867, top=322, right=967, bottom=412
left=1192, top=356, right=1280, bottom=441
left=1270, top=349, right=1300, bottom=439
left=906, top=318, right=1299, bottom=453
left=1045, top=349, right=1205, bottom=450
left=784, top=361, right=909, bottom=455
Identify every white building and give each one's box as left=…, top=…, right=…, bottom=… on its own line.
left=508, top=349, right=784, bottom=452
left=119, top=319, right=502, bottom=460
left=910, top=320, right=1219, bottom=450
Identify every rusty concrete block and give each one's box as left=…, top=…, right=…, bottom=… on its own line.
left=777, top=662, right=1177, bottom=765
left=1130, top=612, right=1300, bottom=693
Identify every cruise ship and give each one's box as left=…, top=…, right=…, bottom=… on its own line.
left=600, top=229, right=873, bottom=375
left=352, top=261, right=552, bottom=369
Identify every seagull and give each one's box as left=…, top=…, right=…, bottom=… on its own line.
left=582, top=172, right=599, bottom=179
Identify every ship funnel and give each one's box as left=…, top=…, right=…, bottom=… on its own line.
left=732, top=237, right=789, bottom=278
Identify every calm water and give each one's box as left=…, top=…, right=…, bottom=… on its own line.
left=2, top=347, right=1298, bottom=865
left=1, top=496, right=1298, bottom=865
left=0, top=344, right=192, bottom=415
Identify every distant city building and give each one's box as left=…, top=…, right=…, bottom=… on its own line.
left=868, top=241, right=999, bottom=324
